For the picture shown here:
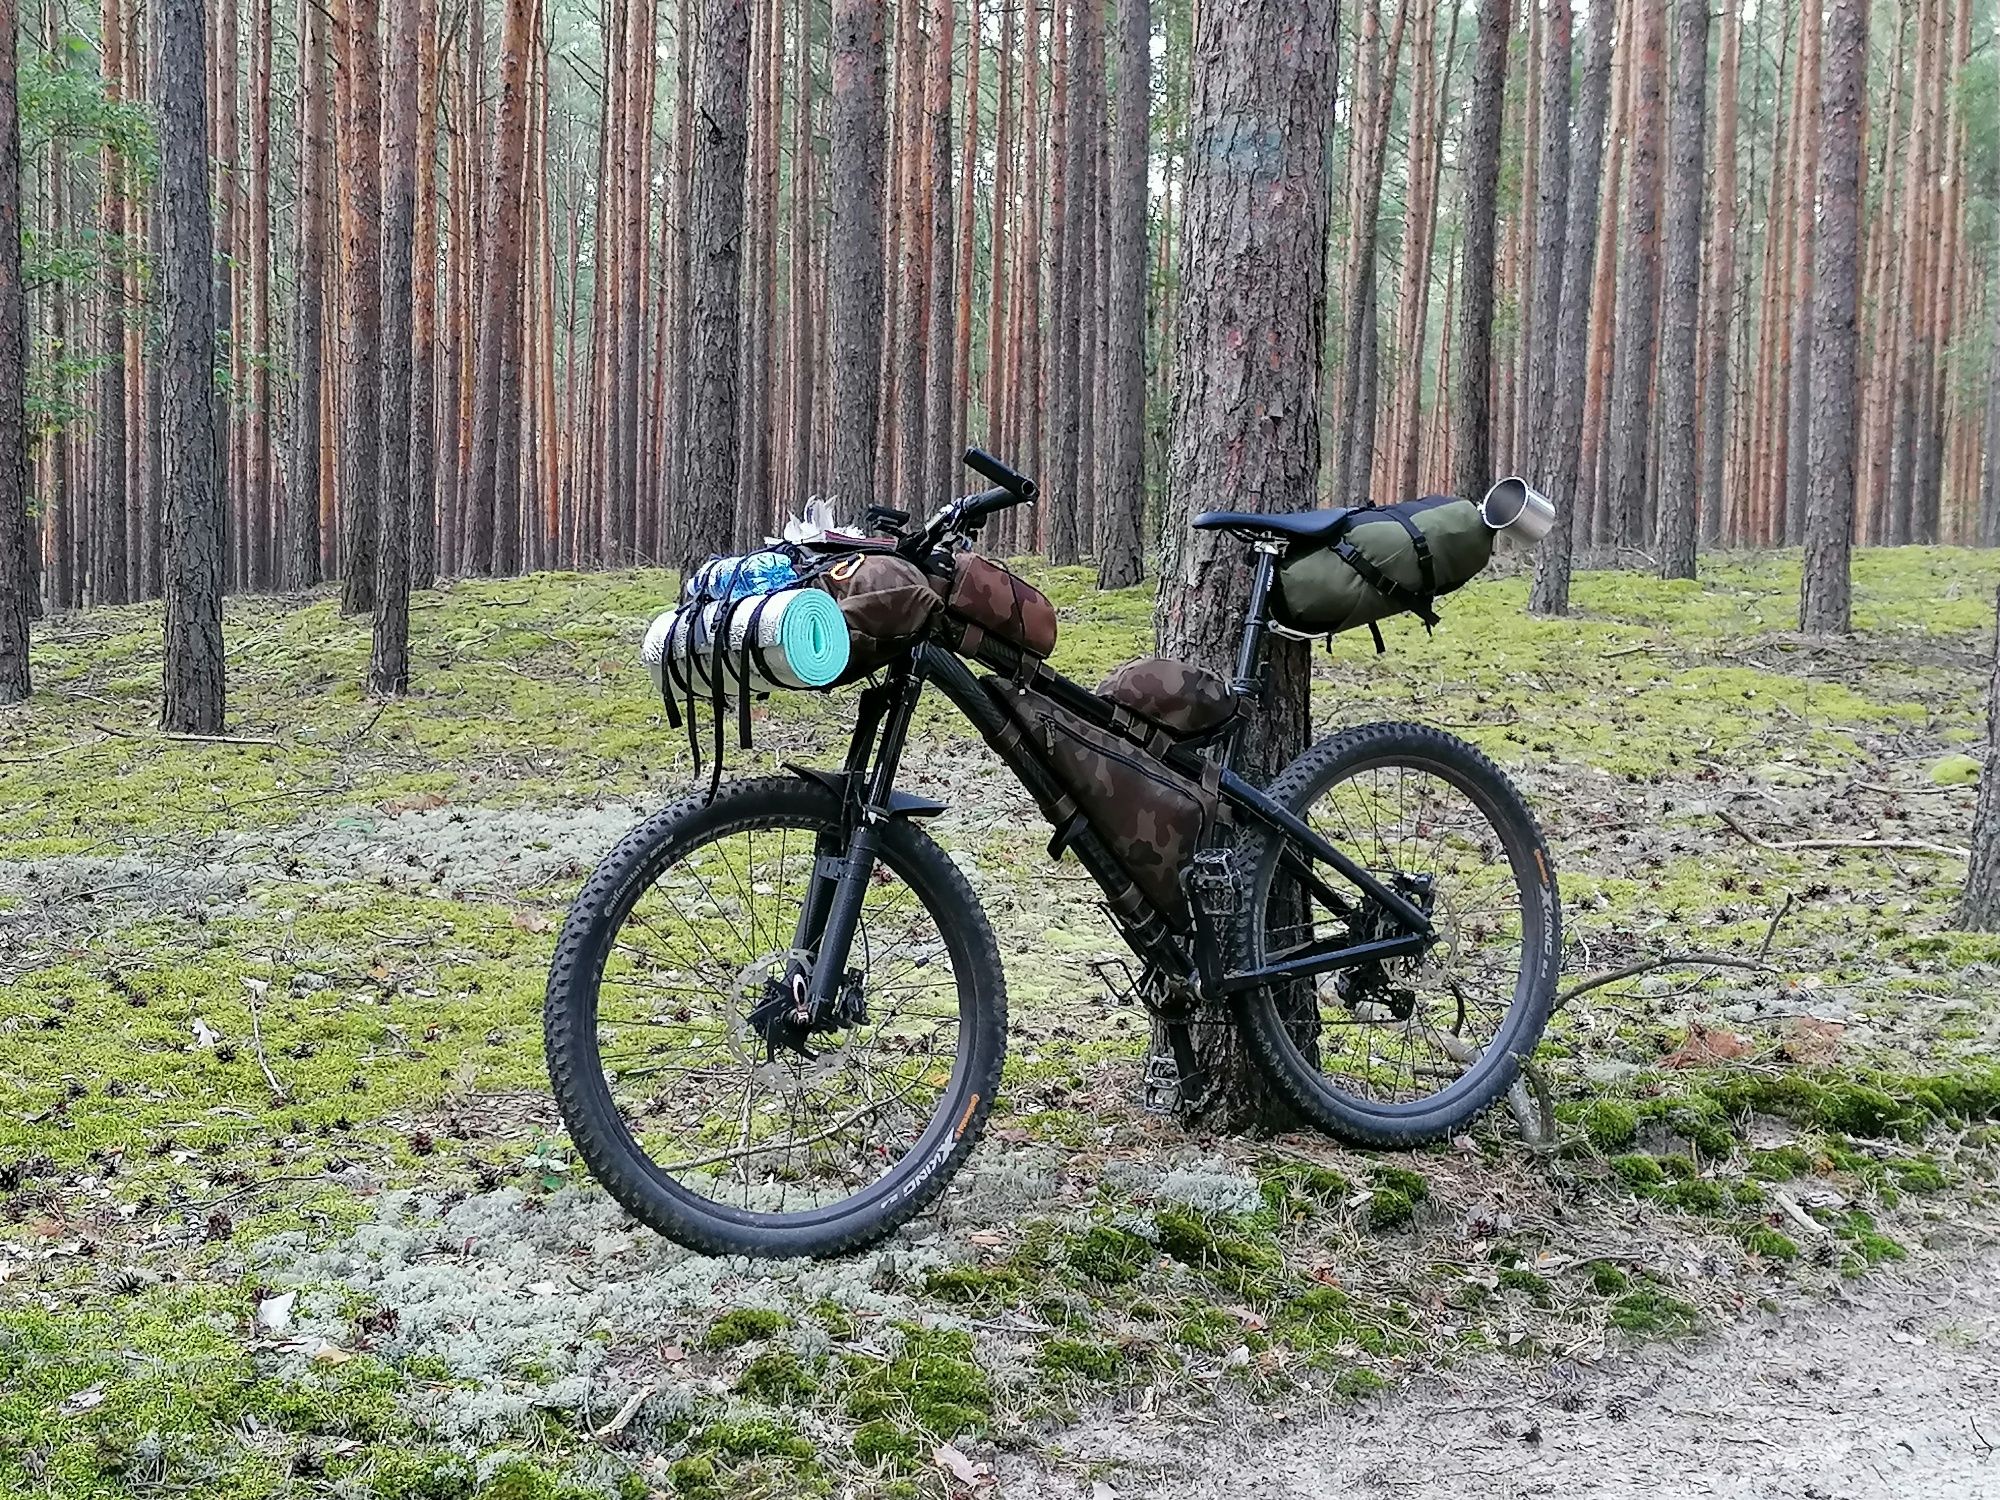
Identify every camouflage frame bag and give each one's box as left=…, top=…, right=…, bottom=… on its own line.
left=989, top=679, right=1218, bottom=928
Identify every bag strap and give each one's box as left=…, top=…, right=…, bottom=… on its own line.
left=1330, top=537, right=1441, bottom=631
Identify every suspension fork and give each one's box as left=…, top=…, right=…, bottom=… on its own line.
left=792, top=663, right=927, bottom=1019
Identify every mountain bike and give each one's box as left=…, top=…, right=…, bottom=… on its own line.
left=545, top=450, right=1561, bottom=1258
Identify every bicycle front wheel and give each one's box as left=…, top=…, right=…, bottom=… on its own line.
left=544, top=776, right=1006, bottom=1258
left=1234, top=722, right=1560, bottom=1147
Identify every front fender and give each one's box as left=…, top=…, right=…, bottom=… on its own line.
left=783, top=764, right=948, bottom=819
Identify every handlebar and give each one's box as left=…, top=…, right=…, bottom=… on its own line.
left=899, top=449, right=1040, bottom=558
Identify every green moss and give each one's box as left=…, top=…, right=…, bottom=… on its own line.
left=1610, top=1153, right=1666, bottom=1190
left=1036, top=1337, right=1124, bottom=1383
left=1607, top=1287, right=1701, bottom=1337
left=693, top=1416, right=816, bottom=1462
left=1660, top=1179, right=1730, bottom=1215
left=1581, top=1099, right=1641, bottom=1152
left=477, top=1461, right=573, bottom=1500
left=1888, top=1159, right=1948, bottom=1193
left=1257, top=1159, right=1353, bottom=1220
left=1174, top=1308, right=1242, bottom=1353
left=368, top=1451, right=477, bottom=1500
left=666, top=1455, right=719, bottom=1497
left=1366, top=1188, right=1420, bottom=1232
left=1746, top=1145, right=1816, bottom=1180
left=1370, top=1165, right=1429, bottom=1202
left=842, top=1324, right=991, bottom=1440
left=1587, top=1261, right=1630, bottom=1295
left=1833, top=1210, right=1907, bottom=1272
left=1496, top=1268, right=1553, bottom=1306
left=851, top=1419, right=922, bottom=1470
left=1740, top=1228, right=1800, bottom=1260
left=923, top=1264, right=1025, bottom=1305
left=1152, top=1207, right=1284, bottom=1294
left=1065, top=1225, right=1151, bottom=1284
left=1331, top=1367, right=1390, bottom=1402
left=1813, top=1083, right=1908, bottom=1139
left=701, top=1308, right=789, bottom=1352
left=733, top=1350, right=818, bottom=1404
left=810, top=1301, right=858, bottom=1341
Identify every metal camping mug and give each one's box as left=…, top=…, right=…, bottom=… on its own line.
left=1480, top=477, right=1556, bottom=543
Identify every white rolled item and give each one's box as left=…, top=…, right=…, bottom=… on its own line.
left=642, top=587, right=850, bottom=705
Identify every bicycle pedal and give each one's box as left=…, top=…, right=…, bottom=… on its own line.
left=1187, top=847, right=1242, bottom=919
left=1142, top=1052, right=1182, bottom=1116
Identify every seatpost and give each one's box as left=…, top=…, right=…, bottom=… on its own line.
left=1230, top=542, right=1284, bottom=696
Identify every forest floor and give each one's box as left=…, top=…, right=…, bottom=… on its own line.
left=3, top=548, right=2000, bottom=1500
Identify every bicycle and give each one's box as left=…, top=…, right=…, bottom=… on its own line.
left=545, top=449, right=1561, bottom=1258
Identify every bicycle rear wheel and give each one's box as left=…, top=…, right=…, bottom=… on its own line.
left=544, top=776, right=1006, bottom=1257
left=1234, top=722, right=1560, bottom=1147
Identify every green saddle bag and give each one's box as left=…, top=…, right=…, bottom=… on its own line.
left=1273, top=496, right=1494, bottom=638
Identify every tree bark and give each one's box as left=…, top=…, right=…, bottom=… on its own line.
left=0, top=11, right=31, bottom=701
left=337, top=0, right=385, bottom=612
left=1698, top=0, right=1739, bottom=545
left=1781, top=1, right=1823, bottom=545
left=788, top=0, right=817, bottom=514
left=372, top=0, right=420, bottom=693
left=410, top=0, right=441, bottom=586
left=1604, top=0, right=1662, bottom=550
left=1653, top=0, right=1707, bottom=579
left=828, top=0, right=886, bottom=509
left=95, top=0, right=131, bottom=607
left=675, top=0, right=752, bottom=569
left=1450, top=0, right=1511, bottom=506
left=1098, top=0, right=1149, bottom=588
left=1799, top=0, right=1869, bottom=635
left=463, top=0, right=535, bottom=574
left=1527, top=0, right=1612, bottom=615
left=157, top=0, right=227, bottom=732
left=1153, top=0, right=1339, bottom=1133
left=922, top=0, right=956, bottom=511
left=1524, top=0, right=1570, bottom=459
left=1960, top=589, right=2000, bottom=930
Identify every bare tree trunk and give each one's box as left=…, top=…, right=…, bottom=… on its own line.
left=828, top=0, right=886, bottom=509
left=675, top=0, right=752, bottom=568
left=1528, top=0, right=1612, bottom=615
left=464, top=0, right=535, bottom=574
left=1961, top=589, right=2000, bottom=929
left=1524, top=0, right=1569, bottom=459
left=788, top=0, right=817, bottom=513
left=1653, top=0, right=1707, bottom=578
left=1604, top=0, right=1662, bottom=550
left=410, top=1, right=440, bottom=587
left=157, top=0, right=226, bottom=731
left=95, top=0, right=131, bottom=607
left=1799, top=0, right=1869, bottom=634
left=1098, top=0, right=1148, bottom=588
left=1450, top=0, right=1511, bottom=505
left=1781, top=1, right=1822, bottom=545
left=0, top=13, right=30, bottom=701
left=372, top=0, right=420, bottom=693
left=1699, top=0, right=1738, bottom=545
left=337, top=0, right=385, bottom=612
left=1154, top=0, right=1339, bottom=1133
left=1048, top=0, right=1080, bottom=560
left=921, top=0, right=955, bottom=511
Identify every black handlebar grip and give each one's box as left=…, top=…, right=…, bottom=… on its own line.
left=962, top=447, right=1035, bottom=499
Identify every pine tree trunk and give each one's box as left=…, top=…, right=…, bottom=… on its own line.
left=409, top=1, right=440, bottom=587
left=372, top=0, right=420, bottom=693
left=1799, top=0, right=1869, bottom=633
left=95, top=0, right=131, bottom=607
left=953, top=0, right=979, bottom=476
left=1098, top=0, right=1148, bottom=588
left=1604, top=0, right=1662, bottom=550
left=1336, top=0, right=1411, bottom=507
left=1048, top=0, right=1080, bottom=561
left=1960, top=589, right=2000, bottom=929
left=675, top=0, right=753, bottom=568
left=337, top=0, right=385, bottom=612
left=1451, top=0, right=1511, bottom=506
left=1698, top=0, right=1738, bottom=545
left=1653, top=0, right=1706, bottom=579
left=464, top=0, right=535, bottom=575
left=1153, top=0, right=1339, bottom=1133
left=828, top=0, right=886, bottom=508
left=789, top=0, right=818, bottom=514
left=0, top=13, right=30, bottom=701
left=246, top=0, right=274, bottom=589
left=921, top=0, right=956, bottom=511
left=1780, top=2, right=1822, bottom=545
left=1524, top=0, right=1569, bottom=457
left=156, top=0, right=226, bottom=731
left=1528, top=0, right=1612, bottom=616
left=1983, top=277, right=2000, bottom=546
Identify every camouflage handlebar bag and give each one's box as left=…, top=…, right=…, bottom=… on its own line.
left=1273, top=496, right=1494, bottom=640
left=936, top=552, right=1059, bottom=659
left=817, top=552, right=944, bottom=681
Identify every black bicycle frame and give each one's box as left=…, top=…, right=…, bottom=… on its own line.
left=789, top=541, right=1435, bottom=1017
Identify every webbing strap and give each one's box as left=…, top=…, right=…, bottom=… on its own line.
left=1331, top=538, right=1440, bottom=630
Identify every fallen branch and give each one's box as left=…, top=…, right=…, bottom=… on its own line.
left=1716, top=807, right=1968, bottom=860
left=590, top=1385, right=652, bottom=1441
left=242, top=979, right=289, bottom=1103
left=1553, top=952, right=1775, bottom=1016
left=92, top=721, right=282, bottom=749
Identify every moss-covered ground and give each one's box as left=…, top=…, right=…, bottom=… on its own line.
left=3, top=547, right=1999, bottom=1498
